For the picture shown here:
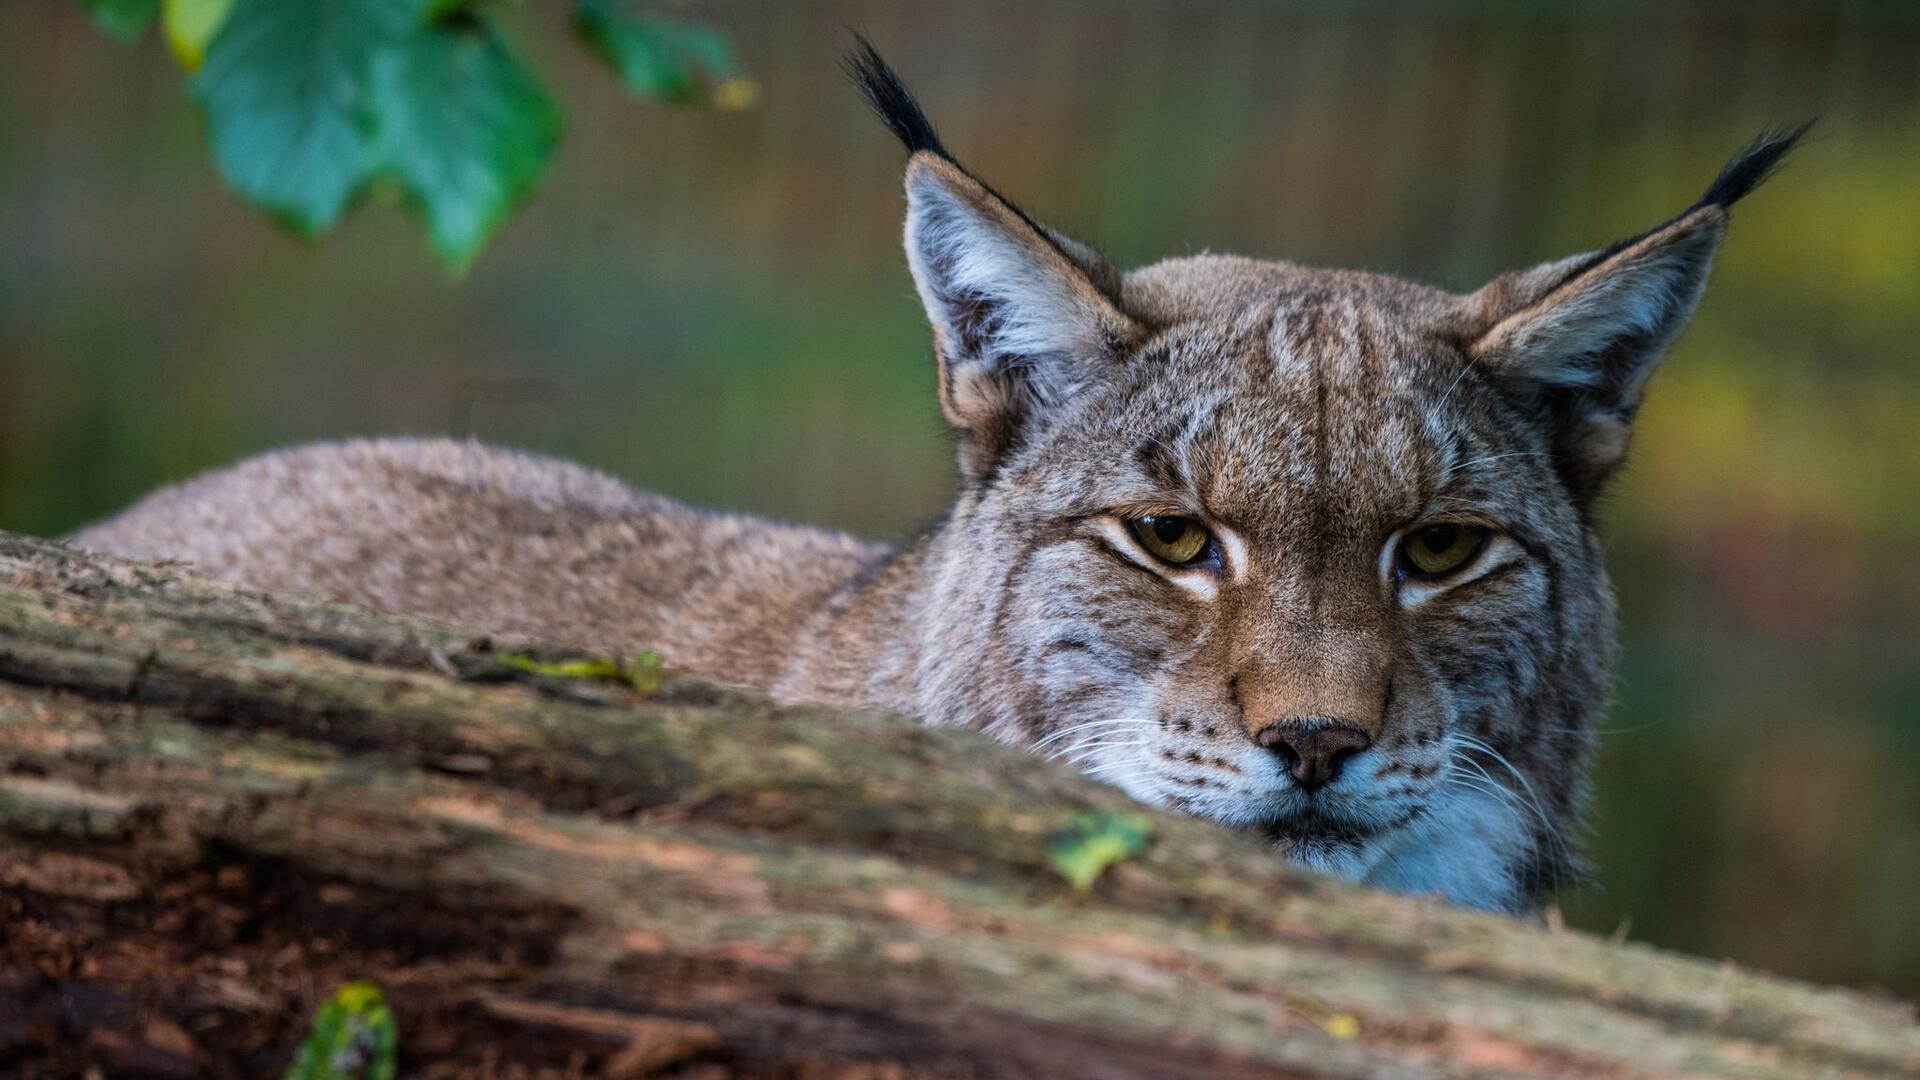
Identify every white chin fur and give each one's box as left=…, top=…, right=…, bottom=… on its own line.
left=1080, top=740, right=1530, bottom=914
left=1358, top=784, right=1529, bottom=913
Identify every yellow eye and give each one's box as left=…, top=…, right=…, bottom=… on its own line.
left=1126, top=515, right=1213, bottom=566
left=1399, top=523, right=1487, bottom=578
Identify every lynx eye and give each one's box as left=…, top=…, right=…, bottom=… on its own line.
left=1126, top=515, right=1213, bottom=566
left=1399, top=523, right=1487, bottom=579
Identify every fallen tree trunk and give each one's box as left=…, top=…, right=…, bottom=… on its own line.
left=0, top=530, right=1913, bottom=1079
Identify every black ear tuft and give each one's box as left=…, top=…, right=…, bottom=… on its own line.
left=843, top=35, right=951, bottom=161
left=1697, top=120, right=1815, bottom=209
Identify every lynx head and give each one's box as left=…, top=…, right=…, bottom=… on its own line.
left=849, top=42, right=1805, bottom=911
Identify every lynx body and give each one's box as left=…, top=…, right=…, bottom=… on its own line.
left=73, top=47, right=1804, bottom=913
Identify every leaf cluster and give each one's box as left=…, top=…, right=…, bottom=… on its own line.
left=81, top=0, right=752, bottom=272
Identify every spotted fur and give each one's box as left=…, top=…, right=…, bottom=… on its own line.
left=71, top=49, right=1805, bottom=913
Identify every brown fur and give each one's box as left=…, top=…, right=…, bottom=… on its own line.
left=72, top=58, right=1802, bottom=912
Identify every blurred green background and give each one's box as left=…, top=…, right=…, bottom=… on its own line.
left=3, top=2, right=1916, bottom=995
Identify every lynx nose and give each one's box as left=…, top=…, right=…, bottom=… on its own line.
left=1254, top=721, right=1371, bottom=790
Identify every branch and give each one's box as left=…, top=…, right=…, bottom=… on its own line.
left=0, top=531, right=1912, bottom=1077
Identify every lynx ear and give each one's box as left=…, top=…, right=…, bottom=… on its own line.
left=1466, top=124, right=1810, bottom=502
left=902, top=158, right=1136, bottom=454
left=846, top=40, right=1137, bottom=480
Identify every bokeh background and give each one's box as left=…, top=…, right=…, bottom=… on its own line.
left=3, top=2, right=1915, bottom=995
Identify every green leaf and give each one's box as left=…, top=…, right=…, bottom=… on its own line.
left=83, top=0, right=160, bottom=41
left=190, top=0, right=433, bottom=236
left=283, top=982, right=398, bottom=1080
left=368, top=19, right=562, bottom=273
left=1048, top=812, right=1153, bottom=892
left=573, top=1, right=754, bottom=108
left=163, top=0, right=236, bottom=71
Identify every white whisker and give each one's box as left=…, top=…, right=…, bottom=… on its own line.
left=1448, top=735, right=1571, bottom=864
left=1060, top=739, right=1149, bottom=767
left=1438, top=450, right=1552, bottom=479
left=1032, top=717, right=1151, bottom=754
left=1082, top=760, right=1177, bottom=803
left=1432, top=353, right=1482, bottom=416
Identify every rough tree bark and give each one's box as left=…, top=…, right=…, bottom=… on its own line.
left=0, top=530, right=1914, bottom=1079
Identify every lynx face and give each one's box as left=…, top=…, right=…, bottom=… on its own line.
left=851, top=44, right=1802, bottom=910
left=922, top=270, right=1616, bottom=909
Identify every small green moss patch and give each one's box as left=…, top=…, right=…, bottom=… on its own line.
left=283, top=981, right=397, bottom=1080
left=498, top=650, right=664, bottom=695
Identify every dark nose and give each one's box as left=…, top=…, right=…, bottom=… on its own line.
left=1253, top=721, right=1372, bottom=790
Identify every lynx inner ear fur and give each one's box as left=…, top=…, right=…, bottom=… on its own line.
left=845, top=39, right=1137, bottom=480
left=1465, top=123, right=1811, bottom=501
left=902, top=158, right=1136, bottom=451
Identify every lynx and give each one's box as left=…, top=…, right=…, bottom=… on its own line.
left=72, top=43, right=1805, bottom=913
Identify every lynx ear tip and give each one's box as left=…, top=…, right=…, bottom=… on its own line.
left=1698, top=119, right=1815, bottom=210
left=842, top=33, right=951, bottom=162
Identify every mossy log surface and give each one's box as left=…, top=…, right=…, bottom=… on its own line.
left=0, top=529, right=1914, bottom=1078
